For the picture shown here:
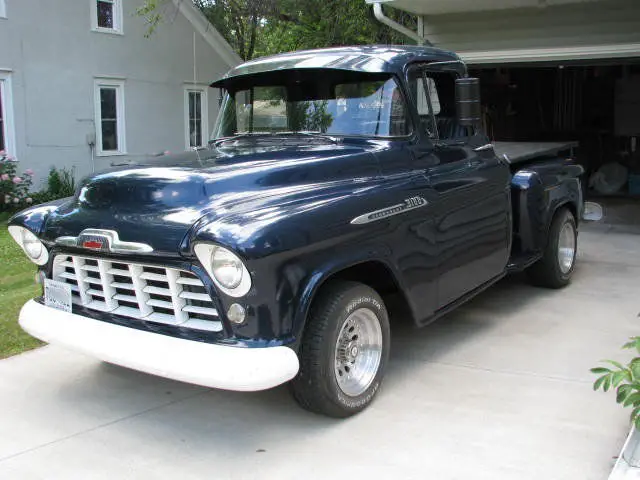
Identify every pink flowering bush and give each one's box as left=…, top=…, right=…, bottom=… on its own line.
left=0, top=151, right=34, bottom=212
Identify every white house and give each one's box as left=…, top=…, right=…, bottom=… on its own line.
left=0, top=0, right=240, bottom=185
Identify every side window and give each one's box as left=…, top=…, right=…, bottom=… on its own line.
left=415, top=77, right=440, bottom=117
left=408, top=68, right=469, bottom=141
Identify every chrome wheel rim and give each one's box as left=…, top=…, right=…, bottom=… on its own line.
left=558, top=222, right=576, bottom=274
left=334, top=308, right=383, bottom=397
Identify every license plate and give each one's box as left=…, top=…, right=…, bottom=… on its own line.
left=44, top=279, right=73, bottom=313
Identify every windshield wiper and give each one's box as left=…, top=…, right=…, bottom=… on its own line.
left=276, top=131, right=340, bottom=144
left=211, top=132, right=272, bottom=146
left=212, top=131, right=340, bottom=146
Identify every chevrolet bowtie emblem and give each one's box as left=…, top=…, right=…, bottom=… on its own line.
left=56, top=229, right=153, bottom=254
left=82, top=240, right=104, bottom=250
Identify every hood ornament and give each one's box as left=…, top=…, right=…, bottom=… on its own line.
left=56, top=229, right=153, bottom=254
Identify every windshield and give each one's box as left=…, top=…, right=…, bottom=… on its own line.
left=213, top=71, right=410, bottom=139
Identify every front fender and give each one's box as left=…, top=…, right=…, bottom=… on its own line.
left=8, top=197, right=71, bottom=236
left=288, top=247, right=404, bottom=349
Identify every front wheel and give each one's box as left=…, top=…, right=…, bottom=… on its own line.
left=290, top=281, right=390, bottom=418
left=527, top=208, right=577, bottom=288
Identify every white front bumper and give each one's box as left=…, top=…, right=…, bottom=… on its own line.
left=19, top=300, right=300, bottom=391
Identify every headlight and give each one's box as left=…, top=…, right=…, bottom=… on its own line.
left=194, top=243, right=251, bottom=297
left=8, top=226, right=49, bottom=265
left=211, top=247, right=243, bottom=288
left=23, top=230, right=43, bottom=259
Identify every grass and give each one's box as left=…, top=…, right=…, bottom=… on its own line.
left=0, top=224, right=42, bottom=359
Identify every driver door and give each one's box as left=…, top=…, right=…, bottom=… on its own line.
left=409, top=64, right=511, bottom=309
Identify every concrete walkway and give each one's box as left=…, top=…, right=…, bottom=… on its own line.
left=0, top=222, right=638, bottom=479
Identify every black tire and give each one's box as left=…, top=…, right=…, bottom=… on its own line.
left=290, top=280, right=390, bottom=418
left=527, top=208, right=577, bottom=289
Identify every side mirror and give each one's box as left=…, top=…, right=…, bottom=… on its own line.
left=456, top=77, right=482, bottom=128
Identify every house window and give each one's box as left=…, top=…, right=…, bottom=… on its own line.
left=0, top=72, right=16, bottom=157
left=0, top=86, right=5, bottom=152
left=185, top=88, right=208, bottom=149
left=91, top=0, right=122, bottom=34
left=94, top=79, right=126, bottom=156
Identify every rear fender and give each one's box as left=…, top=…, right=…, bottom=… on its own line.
left=511, top=162, right=583, bottom=253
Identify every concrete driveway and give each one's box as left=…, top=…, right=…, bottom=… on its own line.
left=1, top=220, right=638, bottom=479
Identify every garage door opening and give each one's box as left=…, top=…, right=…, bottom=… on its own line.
left=470, top=61, right=640, bottom=198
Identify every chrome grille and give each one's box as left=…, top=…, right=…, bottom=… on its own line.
left=52, top=255, right=222, bottom=332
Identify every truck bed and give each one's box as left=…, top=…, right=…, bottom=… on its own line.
left=493, top=141, right=578, bottom=165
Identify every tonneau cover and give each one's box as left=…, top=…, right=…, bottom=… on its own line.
left=494, top=141, right=578, bottom=164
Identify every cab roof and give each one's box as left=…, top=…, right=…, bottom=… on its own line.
left=210, top=45, right=463, bottom=88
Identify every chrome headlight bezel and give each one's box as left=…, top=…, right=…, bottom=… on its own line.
left=8, top=226, right=49, bottom=265
left=194, top=243, right=252, bottom=298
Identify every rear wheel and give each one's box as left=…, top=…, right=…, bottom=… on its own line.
left=527, top=208, right=577, bottom=288
left=290, top=281, right=390, bottom=418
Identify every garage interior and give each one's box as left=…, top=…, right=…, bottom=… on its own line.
left=468, top=60, right=640, bottom=199
left=367, top=0, right=640, bottom=201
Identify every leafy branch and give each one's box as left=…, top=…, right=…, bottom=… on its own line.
left=135, top=0, right=172, bottom=38
left=591, top=336, right=640, bottom=429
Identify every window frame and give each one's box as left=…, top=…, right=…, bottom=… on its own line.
left=184, top=86, right=209, bottom=149
left=94, top=78, right=126, bottom=157
left=405, top=62, right=472, bottom=145
left=407, top=65, right=442, bottom=141
left=0, top=0, right=7, bottom=19
left=91, top=0, right=123, bottom=35
left=214, top=75, right=414, bottom=140
left=0, top=71, right=16, bottom=158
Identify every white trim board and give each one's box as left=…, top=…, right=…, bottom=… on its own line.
left=90, top=0, right=124, bottom=35
left=459, top=43, right=640, bottom=65
left=183, top=86, right=209, bottom=150
left=94, top=78, right=127, bottom=157
left=0, top=0, right=6, bottom=19
left=0, top=71, right=17, bottom=158
left=171, top=0, right=241, bottom=69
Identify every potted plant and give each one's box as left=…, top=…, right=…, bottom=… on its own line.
left=592, top=336, right=640, bottom=471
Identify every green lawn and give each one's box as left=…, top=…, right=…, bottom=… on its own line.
left=0, top=225, right=42, bottom=359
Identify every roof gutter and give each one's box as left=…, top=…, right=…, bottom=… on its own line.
left=367, top=1, right=428, bottom=45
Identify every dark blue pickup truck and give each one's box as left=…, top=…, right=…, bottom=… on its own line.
left=9, top=45, right=585, bottom=417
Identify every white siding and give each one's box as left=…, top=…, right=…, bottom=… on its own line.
left=0, top=0, right=239, bottom=185
left=418, top=0, right=640, bottom=63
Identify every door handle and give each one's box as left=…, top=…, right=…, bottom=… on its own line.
left=473, top=143, right=494, bottom=152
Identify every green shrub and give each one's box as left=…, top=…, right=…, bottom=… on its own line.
left=592, top=336, right=640, bottom=428
left=46, top=166, right=76, bottom=198
left=28, top=167, right=77, bottom=207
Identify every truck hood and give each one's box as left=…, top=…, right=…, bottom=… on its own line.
left=37, top=140, right=381, bottom=256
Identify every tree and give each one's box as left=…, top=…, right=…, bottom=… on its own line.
left=138, top=0, right=417, bottom=60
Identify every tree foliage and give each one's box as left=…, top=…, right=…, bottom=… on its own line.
left=139, top=0, right=417, bottom=60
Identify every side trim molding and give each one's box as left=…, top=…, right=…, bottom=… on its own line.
left=351, top=196, right=428, bottom=225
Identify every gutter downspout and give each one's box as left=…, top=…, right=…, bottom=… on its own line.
left=371, top=2, right=428, bottom=45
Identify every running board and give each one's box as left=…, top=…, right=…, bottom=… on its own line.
left=507, top=252, right=542, bottom=272
left=416, top=272, right=506, bottom=328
